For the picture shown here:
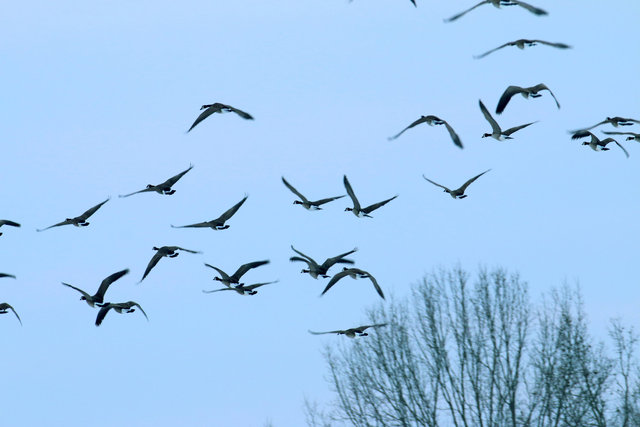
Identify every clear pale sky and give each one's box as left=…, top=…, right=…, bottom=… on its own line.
left=1, top=1, right=638, bottom=426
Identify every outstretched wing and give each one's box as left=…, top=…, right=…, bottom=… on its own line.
left=0, top=273, right=16, bottom=279
left=513, top=0, right=548, bottom=15
left=289, top=256, right=313, bottom=268
left=78, top=198, right=110, bottom=221
left=290, top=245, right=319, bottom=268
left=281, top=177, right=309, bottom=204
left=441, top=120, right=463, bottom=149
left=355, top=323, right=388, bottom=332
left=532, top=83, right=560, bottom=109
left=503, top=121, right=537, bottom=137
left=118, top=187, right=154, bottom=198
left=36, top=218, right=75, bottom=232
left=224, top=104, right=254, bottom=120
left=202, top=287, right=235, bottom=294
left=571, top=130, right=596, bottom=141
left=232, top=260, right=270, bottom=281
left=1, top=303, right=22, bottom=325
left=170, top=222, right=212, bottom=229
left=95, top=269, right=130, bottom=301
left=473, top=41, right=512, bottom=59
left=362, top=195, right=397, bottom=215
left=321, top=270, right=351, bottom=296
left=422, top=175, right=450, bottom=192
left=614, top=141, right=630, bottom=158
left=479, top=99, right=501, bottom=135
left=496, top=85, right=524, bottom=114
left=204, top=263, right=231, bottom=282
left=343, top=175, right=361, bottom=212
left=308, top=329, right=344, bottom=335
left=0, top=220, right=21, bottom=228
left=187, top=104, right=220, bottom=132
left=444, top=0, right=489, bottom=22
left=61, top=282, right=92, bottom=300
left=602, top=131, right=638, bottom=137
left=95, top=304, right=113, bottom=326
left=320, top=247, right=358, bottom=271
left=534, top=40, right=571, bottom=49
left=131, top=302, right=149, bottom=321
left=174, top=246, right=201, bottom=254
left=311, top=195, right=345, bottom=206
left=160, top=164, right=193, bottom=188
left=244, top=280, right=278, bottom=291
left=213, top=195, right=248, bottom=224
left=388, top=116, right=428, bottom=140
left=140, top=252, right=164, bottom=282
left=459, top=169, right=491, bottom=192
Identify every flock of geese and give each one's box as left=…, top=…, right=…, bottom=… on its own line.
left=1, top=3, right=638, bottom=337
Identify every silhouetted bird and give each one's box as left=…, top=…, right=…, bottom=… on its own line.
left=343, top=175, right=397, bottom=218
left=171, top=195, right=247, bottom=230
left=202, top=281, right=278, bottom=296
left=496, top=83, right=560, bottom=114
left=188, top=103, right=253, bottom=132
left=388, top=115, right=463, bottom=149
left=474, top=39, right=571, bottom=59
left=61, top=269, right=129, bottom=307
left=95, top=301, right=148, bottom=326
left=37, top=198, right=110, bottom=232
left=309, top=323, right=387, bottom=338
left=479, top=99, right=536, bottom=140
left=321, top=268, right=385, bottom=299
left=422, top=170, right=491, bottom=199
left=571, top=131, right=629, bottom=158
left=281, top=177, right=345, bottom=210
left=119, top=165, right=193, bottom=198
left=203, top=260, right=270, bottom=287
left=140, top=246, right=201, bottom=282
left=290, top=245, right=357, bottom=279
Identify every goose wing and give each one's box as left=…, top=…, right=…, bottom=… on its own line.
left=458, top=169, right=491, bottom=192
left=36, top=218, right=75, bottom=232
left=513, top=0, right=548, bottom=15
left=223, top=104, right=254, bottom=120
left=281, top=177, right=309, bottom=204
left=170, top=222, right=213, bottom=229
left=533, top=40, right=571, bottom=49
left=128, top=302, right=149, bottom=321
left=320, top=248, right=358, bottom=271
left=289, top=256, right=314, bottom=269
left=496, top=85, right=525, bottom=114
left=0, top=273, right=16, bottom=279
left=308, top=329, right=346, bottom=335
left=0, top=220, right=21, bottom=228
left=602, top=131, right=639, bottom=137
left=204, top=263, right=231, bottom=283
left=77, top=198, right=109, bottom=221
left=479, top=99, right=501, bottom=135
left=231, top=260, right=270, bottom=281
left=362, top=195, right=397, bottom=215
left=290, top=246, right=319, bottom=267
left=187, top=104, right=221, bottom=132
left=213, top=195, right=248, bottom=224
left=354, top=323, right=388, bottom=333
left=343, top=175, right=361, bottom=212
left=310, top=195, right=345, bottom=206
left=422, top=175, right=451, bottom=192
left=160, top=164, right=193, bottom=188
left=118, top=187, right=154, bottom=198
left=441, top=119, right=463, bottom=149
left=614, top=141, right=630, bottom=158
left=244, top=280, right=278, bottom=291
left=321, top=270, right=351, bottom=296
left=174, top=246, right=201, bottom=254
left=202, top=287, right=235, bottom=293
left=388, top=116, right=429, bottom=140
left=362, top=271, right=385, bottom=299
left=571, top=130, right=596, bottom=141
left=502, top=121, right=536, bottom=137
left=140, top=252, right=164, bottom=282
left=61, top=282, right=92, bottom=300
left=95, top=268, right=129, bottom=301
left=532, top=83, right=560, bottom=109
left=0, top=303, right=22, bottom=325
left=473, top=41, right=513, bottom=59
left=95, top=304, right=113, bottom=326
left=444, top=0, right=490, bottom=22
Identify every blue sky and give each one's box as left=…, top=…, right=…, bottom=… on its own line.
left=1, top=1, right=639, bottom=425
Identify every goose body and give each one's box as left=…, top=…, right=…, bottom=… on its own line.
left=445, top=0, right=547, bottom=23
left=388, top=115, right=463, bottom=149
left=204, top=260, right=270, bottom=287
left=321, top=267, right=385, bottom=299
left=282, top=177, right=344, bottom=210
left=202, top=280, right=278, bottom=296
left=171, top=195, right=247, bottom=230
left=571, top=131, right=629, bottom=158
left=0, top=303, right=21, bottom=325
left=188, top=103, right=253, bottom=132
left=289, top=245, right=357, bottom=279
left=37, top=198, right=110, bottom=232
left=474, top=39, right=571, bottom=59
left=0, top=220, right=21, bottom=236
left=309, top=323, right=387, bottom=338
left=423, top=169, right=491, bottom=199
left=496, top=83, right=560, bottom=114
left=61, top=269, right=129, bottom=308
left=140, top=246, right=201, bottom=282
left=343, top=175, right=397, bottom=218
left=119, top=165, right=193, bottom=198
left=479, top=99, right=536, bottom=140
left=95, top=301, right=148, bottom=326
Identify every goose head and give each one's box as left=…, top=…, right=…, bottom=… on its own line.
left=146, top=184, right=155, bottom=189
left=344, top=207, right=353, bottom=212
left=301, top=269, right=310, bottom=274
left=482, top=133, right=492, bottom=138
left=152, top=246, right=160, bottom=251
left=627, top=137, right=635, bottom=141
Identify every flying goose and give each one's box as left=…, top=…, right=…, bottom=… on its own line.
left=119, top=165, right=193, bottom=198
left=445, top=0, right=547, bottom=22
left=61, top=269, right=129, bottom=308
left=95, top=301, right=148, bottom=326
left=423, top=169, right=491, bottom=199
left=570, top=117, right=640, bottom=133
left=474, top=39, right=571, bottom=59
left=171, top=195, right=247, bottom=230
left=140, top=246, right=201, bottom=282
left=388, top=115, right=463, bottom=149
left=0, top=303, right=22, bottom=325
left=321, top=267, right=385, bottom=299
left=289, top=245, right=357, bottom=279
left=603, top=131, right=640, bottom=142
left=479, top=99, right=536, bottom=140
left=571, top=131, right=629, bottom=158
left=36, top=198, right=110, bottom=232
left=343, top=175, right=397, bottom=218
left=0, top=273, right=16, bottom=279
left=309, top=323, right=387, bottom=338
left=204, top=260, right=270, bottom=287
left=0, top=220, right=20, bottom=236
left=202, top=280, right=278, bottom=296
left=187, top=103, right=254, bottom=132
left=281, top=177, right=345, bottom=210
left=496, top=83, right=560, bottom=114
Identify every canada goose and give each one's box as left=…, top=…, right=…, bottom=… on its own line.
left=423, top=169, right=491, bottom=199
left=0, top=273, right=16, bottom=279
left=479, top=99, right=536, bottom=140
left=570, top=117, right=640, bottom=133
left=140, top=246, right=201, bottom=282
left=202, top=280, right=278, bottom=296
left=445, top=0, right=547, bottom=22
left=343, top=175, right=397, bottom=218
left=0, top=220, right=20, bottom=236
left=289, top=245, right=357, bottom=279
left=204, top=260, right=270, bottom=287
left=321, top=267, right=385, bottom=299
left=309, top=323, right=387, bottom=338
left=187, top=103, right=254, bottom=132
left=61, top=269, right=129, bottom=308
left=281, top=177, right=345, bottom=210
left=571, top=131, right=629, bottom=158
left=95, top=301, right=148, bottom=326
left=388, top=115, right=463, bottom=149
left=496, top=84, right=560, bottom=114
left=0, top=303, right=21, bottom=325
left=36, top=198, right=110, bottom=232
left=171, top=195, right=247, bottom=230
left=474, top=39, right=571, bottom=59
left=602, top=131, right=640, bottom=142
left=119, top=165, right=193, bottom=198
